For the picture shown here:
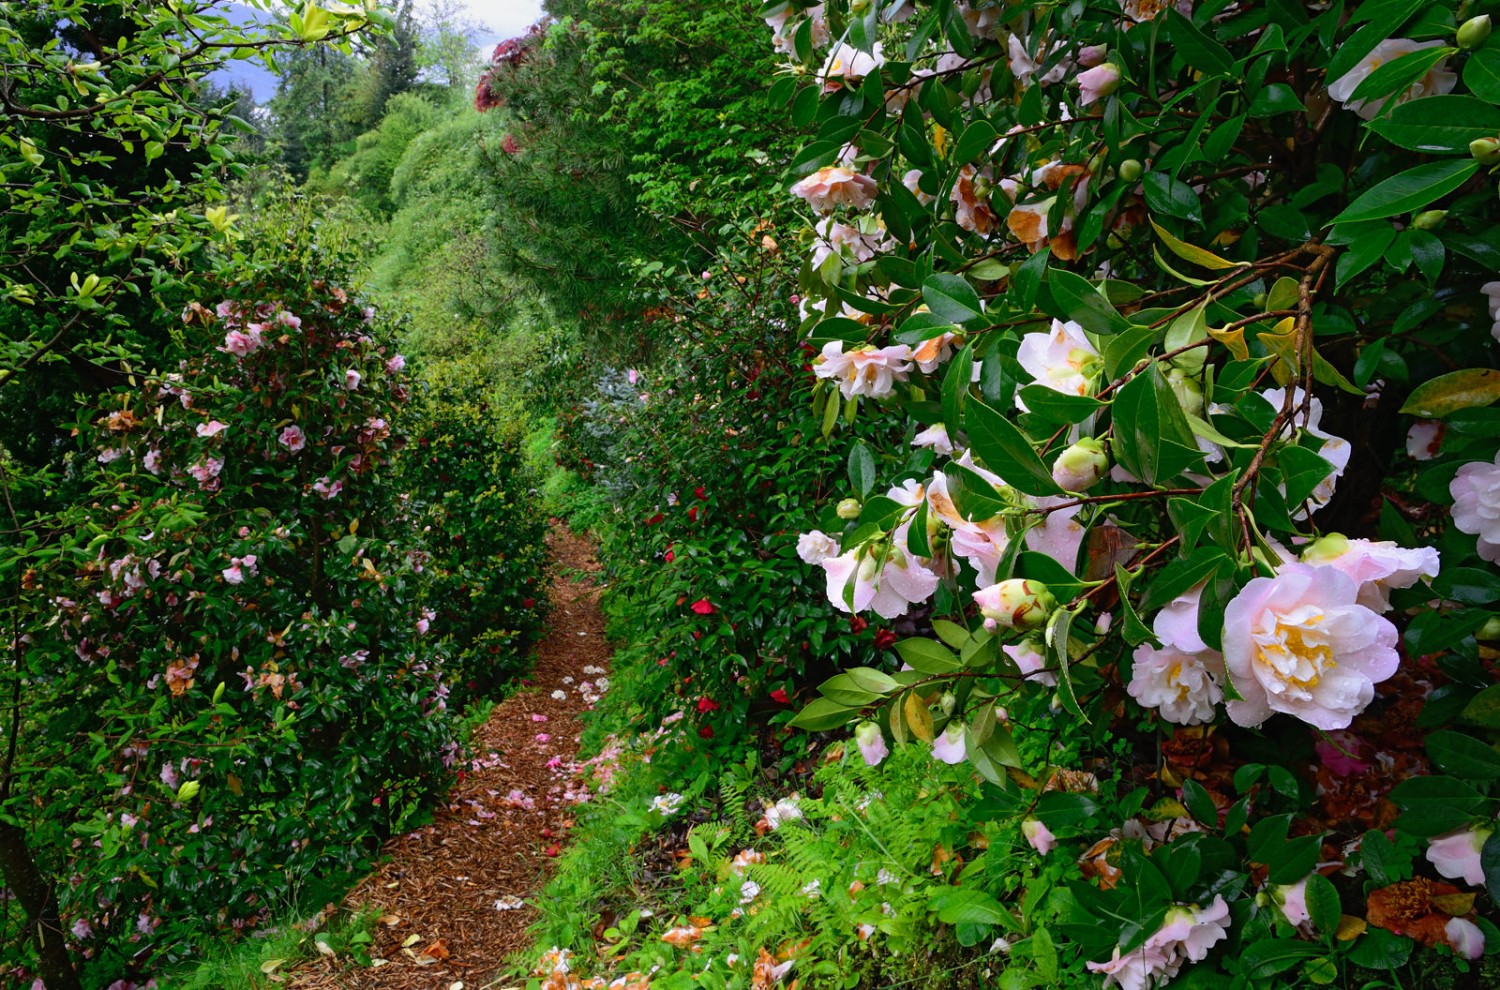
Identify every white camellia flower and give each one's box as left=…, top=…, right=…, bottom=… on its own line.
left=820, top=524, right=941, bottom=620
left=1481, top=281, right=1500, bottom=342
left=1299, top=534, right=1439, bottom=612
left=1261, top=387, right=1351, bottom=519
left=813, top=340, right=913, bottom=400
left=1327, top=38, right=1457, bottom=120
left=819, top=41, right=884, bottom=92
left=911, top=422, right=955, bottom=455
left=1222, top=563, right=1399, bottom=730
left=797, top=530, right=840, bottom=565
left=1128, top=584, right=1226, bottom=725
left=1016, top=319, right=1099, bottom=402
left=1451, top=449, right=1500, bottom=561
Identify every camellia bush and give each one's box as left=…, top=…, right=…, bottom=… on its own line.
left=761, top=0, right=1500, bottom=984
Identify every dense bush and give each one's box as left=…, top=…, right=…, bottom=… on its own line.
left=0, top=194, right=548, bottom=988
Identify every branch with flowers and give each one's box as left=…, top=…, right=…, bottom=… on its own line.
left=767, top=0, right=1500, bottom=982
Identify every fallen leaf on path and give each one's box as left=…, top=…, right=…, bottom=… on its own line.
left=400, top=933, right=422, bottom=948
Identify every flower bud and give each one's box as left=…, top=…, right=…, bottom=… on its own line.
left=1117, top=158, right=1144, bottom=183
left=1165, top=367, right=1205, bottom=417
left=973, top=579, right=1056, bottom=629
left=1078, top=45, right=1109, bottom=68
left=177, top=780, right=201, bottom=803
left=1459, top=14, right=1492, bottom=50
left=854, top=720, right=889, bottom=766
left=1300, top=532, right=1351, bottom=565
left=1051, top=438, right=1110, bottom=492
left=1479, top=616, right=1500, bottom=641
left=836, top=497, right=862, bottom=520
left=939, top=691, right=957, bottom=716
left=1470, top=136, right=1500, bottom=165
left=1411, top=209, right=1448, bottom=230
left=1077, top=63, right=1121, bottom=107
left=212, top=681, right=225, bottom=704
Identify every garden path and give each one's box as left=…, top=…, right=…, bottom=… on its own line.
left=292, top=526, right=609, bottom=990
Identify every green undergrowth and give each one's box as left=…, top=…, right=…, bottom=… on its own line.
left=157, top=906, right=382, bottom=990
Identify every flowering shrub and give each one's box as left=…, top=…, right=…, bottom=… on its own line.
left=1, top=208, right=544, bottom=986
left=765, top=0, right=1500, bottom=983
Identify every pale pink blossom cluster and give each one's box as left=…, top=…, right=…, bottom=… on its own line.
left=1087, top=897, right=1230, bottom=990
left=1128, top=584, right=1225, bottom=726
left=812, top=341, right=913, bottom=400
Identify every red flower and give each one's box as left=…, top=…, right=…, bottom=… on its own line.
left=699, top=725, right=715, bottom=739
left=874, top=629, right=897, bottom=649
left=694, top=486, right=707, bottom=500
left=522, top=597, right=536, bottom=608
left=690, top=599, right=715, bottom=615
left=664, top=544, right=675, bottom=563
left=658, top=657, right=670, bottom=667
left=544, top=843, right=561, bottom=857
left=849, top=615, right=868, bottom=634
left=645, top=512, right=665, bottom=525
left=697, top=697, right=720, bottom=714
left=770, top=688, right=791, bottom=704
left=687, top=507, right=699, bottom=521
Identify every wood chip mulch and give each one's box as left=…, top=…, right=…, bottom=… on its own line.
left=291, top=525, right=610, bottom=990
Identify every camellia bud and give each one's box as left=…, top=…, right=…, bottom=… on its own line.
left=1470, top=136, right=1500, bottom=165
left=212, top=681, right=225, bottom=704
left=854, top=720, right=889, bottom=766
left=1165, top=367, right=1205, bottom=417
left=1118, top=159, right=1144, bottom=182
left=1458, top=14, right=1492, bottom=50
left=1411, top=209, right=1448, bottom=230
left=836, top=497, right=862, bottom=520
left=1051, top=438, right=1110, bottom=492
left=1478, top=616, right=1500, bottom=641
left=939, top=691, right=957, bottom=716
left=176, top=780, right=201, bottom=803
left=1300, top=532, right=1351, bottom=565
left=973, top=579, right=1056, bottom=629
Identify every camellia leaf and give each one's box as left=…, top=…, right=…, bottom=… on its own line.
left=1045, top=268, right=1130, bottom=335
left=1463, top=48, right=1500, bottom=104
left=1367, top=95, right=1500, bottom=153
left=965, top=396, right=1064, bottom=496
left=922, top=273, right=984, bottom=323
left=1399, top=368, right=1500, bottom=417
left=1150, top=219, right=1243, bottom=270
left=1330, top=159, right=1480, bottom=225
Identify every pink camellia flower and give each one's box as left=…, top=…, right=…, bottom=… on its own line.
left=1222, top=563, right=1399, bottom=730
left=1273, top=876, right=1311, bottom=927
left=1299, top=534, right=1439, bottom=612
left=279, top=425, right=306, bottom=454
left=187, top=457, right=223, bottom=488
left=1445, top=916, right=1486, bottom=960
left=1314, top=731, right=1374, bottom=776
left=1079, top=44, right=1109, bottom=67
left=1425, top=828, right=1492, bottom=886
left=1077, top=63, right=1121, bottom=106
left=312, top=476, right=342, bottom=499
left=1087, top=942, right=1173, bottom=990
left=143, top=447, right=163, bottom=475
left=195, top=420, right=229, bottom=438
left=931, top=723, right=967, bottom=764
left=689, top=598, right=715, bottom=615
left=275, top=309, right=301, bottom=329
left=71, top=918, right=92, bottom=940
left=813, top=341, right=914, bottom=400
left=223, top=330, right=258, bottom=357
left=854, top=721, right=889, bottom=766
left=344, top=368, right=362, bottom=390
left=1327, top=39, right=1456, bottom=119
left=790, top=166, right=878, bottom=213
left=1406, top=420, right=1445, bottom=460
left=1021, top=817, right=1056, bottom=855
left=1002, top=637, right=1057, bottom=686
left=1006, top=34, right=1068, bottom=87
left=1129, top=642, right=1224, bottom=726
left=821, top=532, right=941, bottom=620
left=911, top=422, right=954, bottom=456
left=386, top=354, right=406, bottom=374
left=1451, top=450, right=1500, bottom=562
left=1152, top=896, right=1231, bottom=963
left=222, top=563, right=244, bottom=585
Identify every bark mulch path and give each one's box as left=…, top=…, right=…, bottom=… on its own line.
left=292, top=526, right=609, bottom=990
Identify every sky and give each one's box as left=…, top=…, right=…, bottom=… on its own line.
left=214, top=1, right=546, bottom=101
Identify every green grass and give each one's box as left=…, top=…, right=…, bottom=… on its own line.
left=156, top=906, right=382, bottom=990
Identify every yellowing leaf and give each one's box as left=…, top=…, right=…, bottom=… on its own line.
left=401, top=933, right=422, bottom=948
left=259, top=959, right=286, bottom=975
left=1151, top=219, right=1244, bottom=270
left=1209, top=324, right=1250, bottom=361
left=904, top=691, right=934, bottom=743
left=1399, top=368, right=1500, bottom=417
left=1432, top=892, right=1476, bottom=916
left=1336, top=915, right=1368, bottom=941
